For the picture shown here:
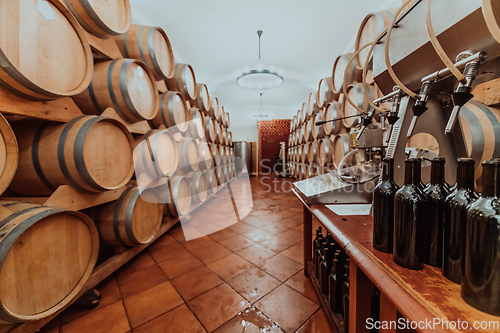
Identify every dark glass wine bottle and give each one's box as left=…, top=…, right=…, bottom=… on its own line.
left=320, top=245, right=334, bottom=294
left=329, top=256, right=342, bottom=313
left=423, top=158, right=449, bottom=267
left=393, top=158, right=427, bottom=270
left=373, top=158, right=399, bottom=253
left=342, top=259, right=350, bottom=333
left=443, top=158, right=477, bottom=284
left=312, top=227, right=323, bottom=275
left=316, top=241, right=327, bottom=278
left=461, top=159, right=500, bottom=316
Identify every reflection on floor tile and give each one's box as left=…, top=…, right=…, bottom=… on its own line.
left=47, top=176, right=332, bottom=333
left=213, top=307, right=284, bottom=333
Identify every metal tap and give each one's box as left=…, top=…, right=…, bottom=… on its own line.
left=407, top=81, right=433, bottom=138
left=445, top=50, right=482, bottom=134
left=386, top=87, right=403, bottom=143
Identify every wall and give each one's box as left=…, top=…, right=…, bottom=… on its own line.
left=231, top=126, right=258, bottom=143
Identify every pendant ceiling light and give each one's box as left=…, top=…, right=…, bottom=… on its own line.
left=237, top=30, right=283, bottom=90
left=250, top=93, right=274, bottom=122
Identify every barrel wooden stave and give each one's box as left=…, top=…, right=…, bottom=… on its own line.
left=0, top=0, right=93, bottom=100
left=194, top=84, right=211, bottom=113
left=115, top=25, right=174, bottom=80
left=96, top=186, right=162, bottom=248
left=166, top=63, right=197, bottom=102
left=0, top=202, right=99, bottom=323
left=332, top=53, right=362, bottom=95
left=10, top=116, right=134, bottom=196
left=73, top=59, right=159, bottom=123
left=133, top=129, right=178, bottom=178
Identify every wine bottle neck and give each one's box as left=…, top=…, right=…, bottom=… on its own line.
left=482, top=160, right=500, bottom=197
left=381, top=159, right=394, bottom=181
left=404, top=159, right=421, bottom=186
left=430, top=158, right=445, bottom=185
left=456, top=159, right=475, bottom=190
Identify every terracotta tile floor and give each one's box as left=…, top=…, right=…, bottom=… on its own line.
left=42, top=175, right=334, bottom=333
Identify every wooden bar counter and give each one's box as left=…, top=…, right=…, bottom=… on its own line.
left=294, top=189, right=500, bottom=333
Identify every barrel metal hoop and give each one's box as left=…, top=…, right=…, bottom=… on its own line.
left=63, top=0, right=103, bottom=38
left=121, top=31, right=130, bottom=58
left=74, top=116, right=107, bottom=192
left=88, top=80, right=104, bottom=114
left=147, top=27, right=164, bottom=79
left=113, top=186, right=135, bottom=246
left=0, top=49, right=56, bottom=99
left=137, top=26, right=148, bottom=66
left=469, top=101, right=500, bottom=157
left=0, top=206, right=42, bottom=231
left=32, top=122, right=57, bottom=192
left=124, top=189, right=141, bottom=244
left=0, top=76, right=40, bottom=100
left=167, top=92, right=179, bottom=126
left=107, top=59, right=133, bottom=122
left=76, top=0, right=119, bottom=37
left=58, top=116, right=89, bottom=193
left=159, top=92, right=169, bottom=128
left=119, top=59, right=146, bottom=121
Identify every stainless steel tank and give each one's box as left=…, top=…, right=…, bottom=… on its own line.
left=234, top=141, right=253, bottom=174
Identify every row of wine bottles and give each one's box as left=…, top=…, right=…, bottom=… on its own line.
left=312, top=227, right=350, bottom=329
left=373, top=157, right=500, bottom=316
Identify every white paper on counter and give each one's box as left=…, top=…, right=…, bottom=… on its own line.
left=326, top=204, right=372, bottom=216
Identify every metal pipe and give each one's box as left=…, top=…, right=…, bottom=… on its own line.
left=374, top=89, right=404, bottom=105
left=421, top=51, right=487, bottom=83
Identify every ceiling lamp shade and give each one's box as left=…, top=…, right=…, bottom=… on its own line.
left=237, top=30, right=283, bottom=90
left=249, top=93, right=274, bottom=122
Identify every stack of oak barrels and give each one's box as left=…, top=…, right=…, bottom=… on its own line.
left=0, top=0, right=234, bottom=325
left=287, top=10, right=397, bottom=180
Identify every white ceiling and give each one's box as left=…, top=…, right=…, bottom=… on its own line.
left=130, top=0, right=402, bottom=131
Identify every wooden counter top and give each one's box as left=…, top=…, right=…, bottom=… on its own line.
left=294, top=189, right=500, bottom=333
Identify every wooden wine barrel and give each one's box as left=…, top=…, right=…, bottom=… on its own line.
left=220, top=145, right=228, bottom=164
left=210, top=143, right=221, bottom=166
left=134, top=129, right=177, bottom=179
left=96, top=186, right=162, bottom=248
left=354, top=10, right=396, bottom=71
left=210, top=97, right=220, bottom=121
left=73, top=59, right=159, bottom=123
left=0, top=115, right=18, bottom=197
left=220, top=107, right=226, bottom=127
left=149, top=91, right=188, bottom=132
left=318, top=137, right=334, bottom=166
left=303, top=122, right=313, bottom=143
left=332, top=134, right=355, bottom=169
left=10, top=116, right=134, bottom=196
left=0, top=202, right=99, bottom=323
left=301, top=143, right=310, bottom=164
left=0, top=0, right=93, bottom=101
left=178, top=138, right=199, bottom=173
left=186, top=108, right=205, bottom=139
left=310, top=114, right=326, bottom=141
left=291, top=116, right=296, bottom=133
left=458, top=101, right=500, bottom=187
left=114, top=25, right=174, bottom=80
left=332, top=53, right=362, bottom=95
left=216, top=166, right=225, bottom=185
left=166, top=63, right=197, bottom=102
left=308, top=141, right=319, bottom=165
left=297, top=163, right=306, bottom=181
left=63, top=0, right=130, bottom=38
left=228, top=131, right=233, bottom=146
left=342, top=83, right=378, bottom=129
left=156, top=176, right=191, bottom=218
left=317, top=77, right=338, bottom=108
left=307, top=93, right=317, bottom=119
left=194, top=84, right=211, bottom=113
left=188, top=172, right=208, bottom=203
left=229, top=147, right=235, bottom=163
left=204, top=169, right=218, bottom=194
left=296, top=110, right=302, bottom=127
left=308, top=164, right=321, bottom=178
left=225, top=111, right=231, bottom=129
left=217, top=124, right=224, bottom=145
left=197, top=141, right=214, bottom=170
left=324, top=101, right=344, bottom=136
left=202, top=116, right=216, bottom=142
